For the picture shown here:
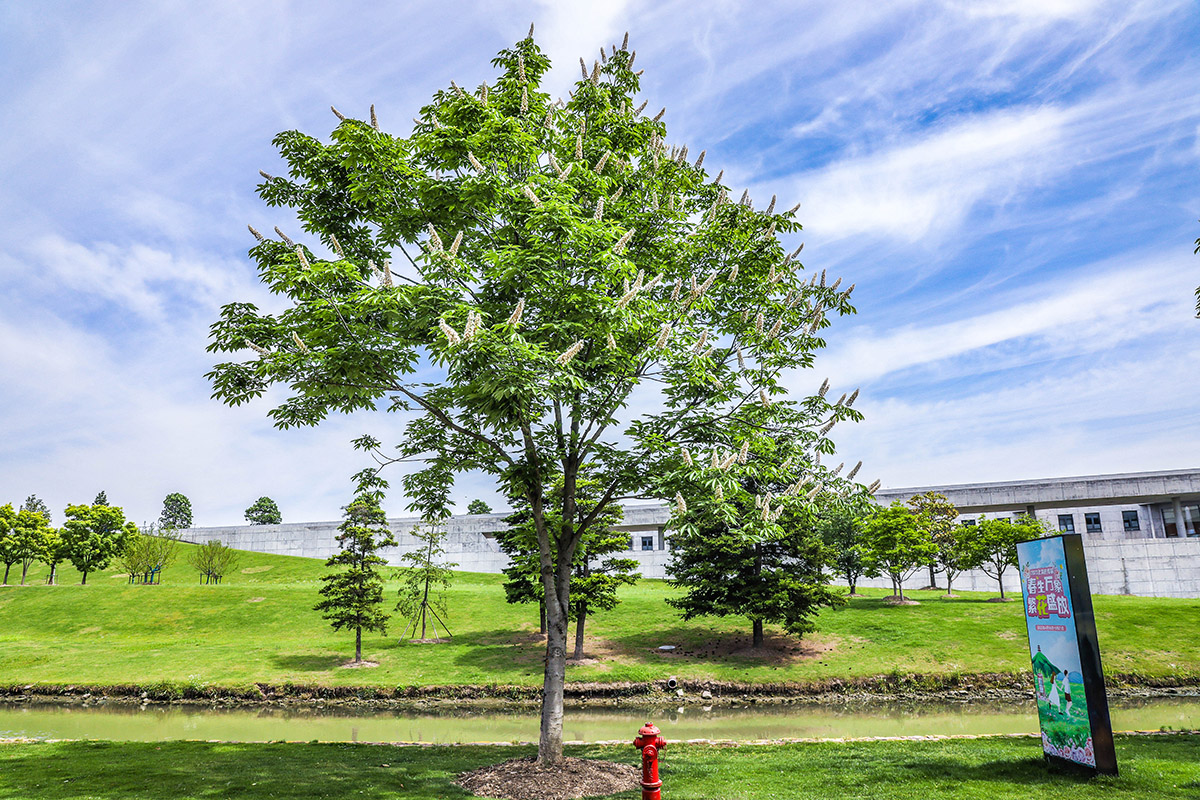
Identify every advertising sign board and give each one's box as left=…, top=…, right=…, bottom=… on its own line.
left=1016, top=533, right=1117, bottom=775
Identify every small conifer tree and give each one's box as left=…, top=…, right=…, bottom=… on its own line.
left=314, top=485, right=396, bottom=663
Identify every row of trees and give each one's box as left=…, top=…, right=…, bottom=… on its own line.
left=0, top=499, right=139, bottom=585
left=0, top=492, right=245, bottom=586
left=825, top=493, right=1050, bottom=601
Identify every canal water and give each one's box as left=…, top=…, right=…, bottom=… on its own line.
left=1, top=697, right=1196, bottom=743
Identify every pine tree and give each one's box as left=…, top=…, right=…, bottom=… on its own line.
left=21, top=495, right=51, bottom=525
left=314, top=490, right=396, bottom=662
left=159, top=493, right=194, bottom=530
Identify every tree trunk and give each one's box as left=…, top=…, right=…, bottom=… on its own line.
left=897, top=573, right=905, bottom=601
left=81, top=569, right=88, bottom=586
left=946, top=572, right=953, bottom=596
left=2, top=564, right=9, bottom=584
left=539, top=592, right=568, bottom=764
left=355, top=626, right=362, bottom=663
left=752, top=618, right=764, bottom=649
left=21, top=563, right=28, bottom=585
left=928, top=564, right=937, bottom=589
left=998, top=570, right=1005, bottom=599
left=539, top=598, right=546, bottom=634
left=48, top=564, right=56, bottom=585
left=848, top=576, right=856, bottom=594
left=573, top=602, right=586, bottom=659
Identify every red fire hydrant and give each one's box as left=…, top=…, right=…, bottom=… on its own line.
left=634, top=721, right=666, bottom=800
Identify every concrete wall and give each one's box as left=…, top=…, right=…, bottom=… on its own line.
left=178, top=507, right=1200, bottom=598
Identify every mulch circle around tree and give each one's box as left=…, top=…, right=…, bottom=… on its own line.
left=456, top=756, right=639, bottom=800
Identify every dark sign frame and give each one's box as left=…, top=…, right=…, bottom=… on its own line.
left=1016, top=533, right=1117, bottom=776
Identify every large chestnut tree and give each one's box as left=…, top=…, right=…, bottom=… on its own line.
left=207, top=28, right=869, bottom=764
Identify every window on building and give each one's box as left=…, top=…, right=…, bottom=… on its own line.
left=1058, top=514, right=1075, bottom=533
left=641, top=536, right=654, bottom=551
left=960, top=519, right=976, bottom=526
left=1122, top=510, right=1140, bottom=532
left=1164, top=505, right=1200, bottom=537
left=1084, top=512, right=1102, bottom=533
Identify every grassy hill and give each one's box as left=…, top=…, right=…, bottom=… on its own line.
left=1, top=544, right=1197, bottom=690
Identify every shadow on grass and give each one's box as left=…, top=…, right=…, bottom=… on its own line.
left=0, top=741, right=485, bottom=800
left=602, top=625, right=827, bottom=667
left=268, top=654, right=343, bottom=672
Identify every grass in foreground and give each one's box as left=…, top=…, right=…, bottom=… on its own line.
left=1, top=544, right=1197, bottom=688
left=0, top=735, right=1197, bottom=799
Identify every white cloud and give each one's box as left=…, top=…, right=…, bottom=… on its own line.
left=814, top=254, right=1192, bottom=386
left=10, top=236, right=262, bottom=322
left=796, top=105, right=1069, bottom=242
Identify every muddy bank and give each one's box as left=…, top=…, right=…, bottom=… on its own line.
left=2, top=673, right=1197, bottom=710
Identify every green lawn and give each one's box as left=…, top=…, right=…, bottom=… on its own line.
left=1, top=545, right=1197, bottom=690
left=1, top=735, right=1197, bottom=799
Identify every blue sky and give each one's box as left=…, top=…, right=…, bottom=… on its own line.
left=2, top=0, right=1199, bottom=526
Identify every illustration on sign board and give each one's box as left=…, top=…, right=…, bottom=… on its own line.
left=1018, top=536, right=1095, bottom=767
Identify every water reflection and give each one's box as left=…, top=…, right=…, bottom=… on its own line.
left=0, top=696, right=1195, bottom=744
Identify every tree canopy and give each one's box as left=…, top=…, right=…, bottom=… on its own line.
left=159, top=493, right=194, bottom=530
left=466, top=499, right=493, bottom=515
left=244, top=497, right=282, bottom=525
left=206, top=29, right=868, bottom=763
left=60, top=503, right=136, bottom=585
left=861, top=502, right=935, bottom=602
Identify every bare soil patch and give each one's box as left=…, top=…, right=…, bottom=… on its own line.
left=339, top=660, right=380, bottom=669
left=246, top=597, right=265, bottom=603
left=884, top=597, right=921, bottom=606
left=240, top=565, right=273, bottom=574
left=645, top=633, right=836, bottom=665
left=457, top=756, right=638, bottom=800
left=986, top=597, right=1016, bottom=603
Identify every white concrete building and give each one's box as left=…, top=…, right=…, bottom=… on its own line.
left=178, top=469, right=1200, bottom=598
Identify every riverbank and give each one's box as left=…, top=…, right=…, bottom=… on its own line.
left=2, top=733, right=1198, bottom=799
left=2, top=673, right=1198, bottom=711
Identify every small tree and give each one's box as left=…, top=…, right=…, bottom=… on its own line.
left=244, top=496, right=282, bottom=525
left=159, top=493, right=194, bottom=530
left=466, top=499, right=493, bottom=515
left=315, top=489, right=396, bottom=663
left=934, top=522, right=976, bottom=597
left=121, top=524, right=180, bottom=584
left=61, top=503, right=136, bottom=584
left=21, top=495, right=51, bottom=525
left=817, top=498, right=876, bottom=595
left=93, top=491, right=108, bottom=506
left=396, top=523, right=457, bottom=642
left=118, top=528, right=151, bottom=582
left=188, top=540, right=241, bottom=584
left=499, top=474, right=637, bottom=657
left=908, top=491, right=957, bottom=589
left=669, top=498, right=842, bottom=647
left=41, top=528, right=69, bottom=585
left=0, top=504, right=18, bottom=585
left=11, top=509, right=53, bottom=585
left=861, top=502, right=935, bottom=602
left=967, top=515, right=1047, bottom=600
